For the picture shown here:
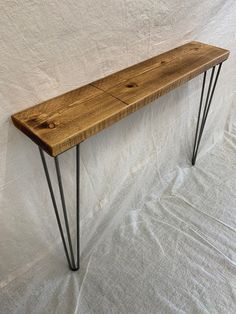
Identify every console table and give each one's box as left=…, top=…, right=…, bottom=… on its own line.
left=11, top=41, right=229, bottom=271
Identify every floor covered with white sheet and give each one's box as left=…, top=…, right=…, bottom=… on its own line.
left=1, top=128, right=236, bottom=314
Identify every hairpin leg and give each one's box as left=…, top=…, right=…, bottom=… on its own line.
left=39, top=145, right=80, bottom=271
left=192, top=63, right=222, bottom=166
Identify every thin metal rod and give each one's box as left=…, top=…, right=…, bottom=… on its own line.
left=193, top=64, right=222, bottom=163
left=201, top=66, right=216, bottom=121
left=192, top=63, right=222, bottom=165
left=39, top=147, right=80, bottom=271
left=194, top=66, right=216, bottom=150
left=201, top=63, right=222, bottom=129
left=76, top=144, right=80, bottom=270
left=39, top=148, right=73, bottom=269
left=55, top=156, right=76, bottom=270
left=192, top=71, right=206, bottom=163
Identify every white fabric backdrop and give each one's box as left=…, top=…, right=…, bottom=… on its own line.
left=0, top=1, right=236, bottom=313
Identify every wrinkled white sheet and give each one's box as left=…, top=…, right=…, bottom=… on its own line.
left=77, top=131, right=236, bottom=314
left=0, top=1, right=236, bottom=313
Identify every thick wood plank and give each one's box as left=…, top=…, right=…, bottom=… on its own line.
left=12, top=41, right=229, bottom=156
left=99, top=42, right=229, bottom=108
left=12, top=86, right=126, bottom=156
left=92, top=41, right=228, bottom=91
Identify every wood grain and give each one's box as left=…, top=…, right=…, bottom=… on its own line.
left=12, top=41, right=229, bottom=156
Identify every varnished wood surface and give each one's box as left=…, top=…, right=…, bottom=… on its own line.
left=12, top=41, right=229, bottom=156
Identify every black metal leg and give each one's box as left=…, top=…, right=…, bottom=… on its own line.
left=192, top=63, right=222, bottom=166
left=39, top=145, right=80, bottom=271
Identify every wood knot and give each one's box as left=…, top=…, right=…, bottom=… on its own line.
left=48, top=122, right=56, bottom=129
left=126, top=82, right=138, bottom=88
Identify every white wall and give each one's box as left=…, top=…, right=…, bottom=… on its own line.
left=0, top=0, right=236, bottom=284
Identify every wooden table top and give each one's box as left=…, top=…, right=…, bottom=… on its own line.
left=12, top=41, right=229, bottom=156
